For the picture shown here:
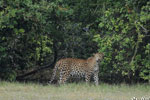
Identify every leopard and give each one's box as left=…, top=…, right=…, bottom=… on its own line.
left=49, top=52, right=104, bottom=85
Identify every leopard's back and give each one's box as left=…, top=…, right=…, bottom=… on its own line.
left=57, top=58, right=88, bottom=75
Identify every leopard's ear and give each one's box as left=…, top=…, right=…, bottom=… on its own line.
left=93, top=53, right=96, bottom=56
left=98, top=52, right=104, bottom=56
left=101, top=52, right=104, bottom=57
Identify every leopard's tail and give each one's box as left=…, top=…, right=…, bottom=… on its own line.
left=49, top=62, right=59, bottom=84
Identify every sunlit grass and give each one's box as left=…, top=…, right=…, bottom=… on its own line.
left=0, top=81, right=149, bottom=100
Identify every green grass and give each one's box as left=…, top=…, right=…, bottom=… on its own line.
left=0, top=81, right=149, bottom=100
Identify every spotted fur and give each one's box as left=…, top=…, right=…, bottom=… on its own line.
left=49, top=53, right=104, bottom=85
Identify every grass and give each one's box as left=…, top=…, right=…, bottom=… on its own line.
left=0, top=81, right=149, bottom=100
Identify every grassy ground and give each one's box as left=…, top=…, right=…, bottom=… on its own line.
left=0, top=81, right=149, bottom=100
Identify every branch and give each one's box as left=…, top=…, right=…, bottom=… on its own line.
left=129, top=32, right=140, bottom=66
left=139, top=24, right=149, bottom=34
left=135, top=20, right=149, bottom=34
left=130, top=41, right=139, bottom=65
left=16, top=62, right=55, bottom=80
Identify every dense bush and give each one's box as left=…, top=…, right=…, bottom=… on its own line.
left=0, top=0, right=149, bottom=83
left=93, top=1, right=150, bottom=83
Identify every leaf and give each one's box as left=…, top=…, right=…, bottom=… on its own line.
left=98, top=23, right=104, bottom=28
left=10, top=9, right=16, bottom=17
left=19, top=29, right=25, bottom=33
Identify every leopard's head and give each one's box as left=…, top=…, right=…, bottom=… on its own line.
left=94, top=52, right=104, bottom=61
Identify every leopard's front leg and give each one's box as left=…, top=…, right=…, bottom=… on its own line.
left=93, top=71, right=99, bottom=85
left=85, top=72, right=91, bottom=84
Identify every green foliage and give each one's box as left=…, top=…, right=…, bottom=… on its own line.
left=1, top=69, right=17, bottom=81
left=140, top=43, right=150, bottom=80
left=93, top=1, right=150, bottom=83
left=0, top=0, right=57, bottom=80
